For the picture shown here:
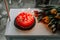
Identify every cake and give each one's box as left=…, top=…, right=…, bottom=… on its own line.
left=14, top=12, right=35, bottom=30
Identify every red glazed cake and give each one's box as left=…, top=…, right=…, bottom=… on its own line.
left=14, top=12, right=35, bottom=30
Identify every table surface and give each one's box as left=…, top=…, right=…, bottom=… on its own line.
left=5, top=8, right=58, bottom=36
